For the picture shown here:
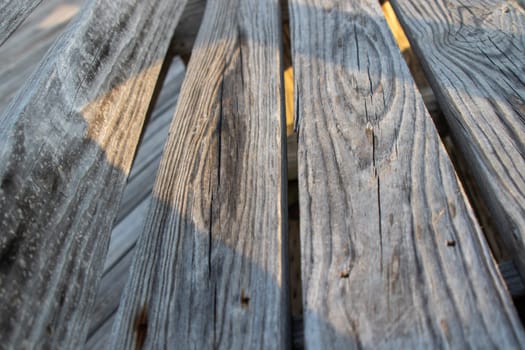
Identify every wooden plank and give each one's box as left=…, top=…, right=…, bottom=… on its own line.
left=0, top=0, right=83, bottom=112
left=110, top=0, right=289, bottom=348
left=0, top=0, right=189, bottom=347
left=0, top=0, right=43, bottom=46
left=389, top=0, right=525, bottom=276
left=289, top=0, right=525, bottom=347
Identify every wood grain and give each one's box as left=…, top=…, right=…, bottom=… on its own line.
left=389, top=0, right=525, bottom=276
left=0, top=0, right=43, bottom=46
left=0, top=0, right=188, bottom=347
left=289, top=0, right=525, bottom=347
left=111, top=0, right=289, bottom=348
left=0, top=0, right=83, bottom=113
left=86, top=58, right=184, bottom=346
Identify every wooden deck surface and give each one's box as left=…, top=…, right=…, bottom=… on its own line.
left=1, top=0, right=525, bottom=348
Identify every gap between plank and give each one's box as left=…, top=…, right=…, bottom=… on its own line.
left=281, top=0, right=305, bottom=348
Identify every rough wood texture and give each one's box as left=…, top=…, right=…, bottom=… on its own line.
left=0, top=0, right=83, bottom=112
left=290, top=0, right=525, bottom=347
left=0, top=0, right=43, bottom=46
left=389, top=0, right=525, bottom=276
left=0, top=0, right=188, bottom=347
left=85, top=57, right=184, bottom=349
left=111, top=0, right=289, bottom=348
left=89, top=58, right=183, bottom=338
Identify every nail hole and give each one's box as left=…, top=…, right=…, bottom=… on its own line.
left=240, top=289, right=250, bottom=308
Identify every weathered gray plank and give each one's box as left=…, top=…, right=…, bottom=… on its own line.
left=111, top=0, right=289, bottom=348
left=389, top=0, right=525, bottom=276
left=0, top=0, right=188, bottom=347
left=0, top=0, right=83, bottom=113
left=290, top=0, right=525, bottom=347
left=0, top=0, right=43, bottom=46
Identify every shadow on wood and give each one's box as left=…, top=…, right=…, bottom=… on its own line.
left=0, top=0, right=190, bottom=347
